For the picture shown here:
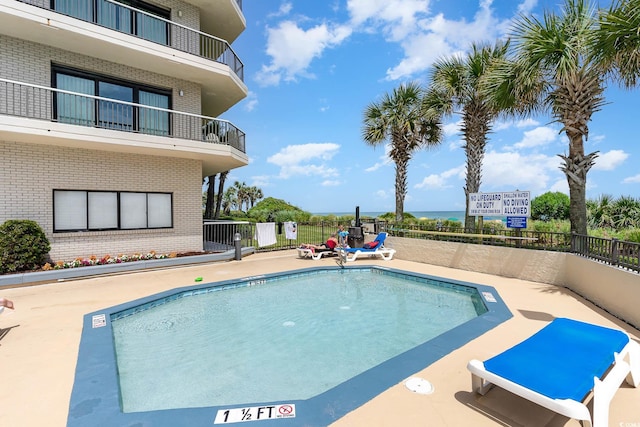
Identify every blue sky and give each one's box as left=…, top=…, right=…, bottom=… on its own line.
left=219, top=0, right=639, bottom=214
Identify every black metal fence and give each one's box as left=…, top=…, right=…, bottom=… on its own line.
left=202, top=221, right=640, bottom=274
left=572, top=234, right=640, bottom=273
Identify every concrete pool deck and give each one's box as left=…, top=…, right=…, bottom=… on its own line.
left=0, top=251, right=639, bottom=427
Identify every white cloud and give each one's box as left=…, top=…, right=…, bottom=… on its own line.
left=321, top=179, right=341, bottom=186
left=385, top=1, right=506, bottom=80
left=592, top=149, right=628, bottom=171
left=443, top=120, right=462, bottom=138
left=414, top=165, right=464, bottom=189
left=517, top=0, right=538, bottom=14
left=255, top=21, right=352, bottom=86
left=516, top=118, right=540, bottom=128
left=273, top=2, right=293, bottom=17
left=493, top=118, right=540, bottom=132
left=251, top=175, right=271, bottom=187
left=385, top=32, right=456, bottom=80
left=415, top=173, right=448, bottom=189
left=268, top=143, right=340, bottom=178
left=243, top=92, right=258, bottom=112
left=258, top=1, right=526, bottom=86
left=375, top=189, right=391, bottom=199
left=365, top=144, right=394, bottom=171
left=448, top=139, right=463, bottom=151
left=549, top=178, right=568, bottom=194
left=365, top=162, right=385, bottom=172
left=512, top=126, right=559, bottom=149
left=623, top=174, right=640, bottom=184
left=347, top=0, right=431, bottom=40
left=482, top=151, right=560, bottom=192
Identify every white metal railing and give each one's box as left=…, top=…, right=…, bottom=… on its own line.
left=15, top=0, right=244, bottom=81
left=0, top=78, right=246, bottom=153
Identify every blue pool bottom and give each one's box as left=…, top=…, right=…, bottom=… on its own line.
left=67, top=266, right=512, bottom=427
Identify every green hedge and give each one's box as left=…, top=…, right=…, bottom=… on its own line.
left=0, top=220, right=50, bottom=274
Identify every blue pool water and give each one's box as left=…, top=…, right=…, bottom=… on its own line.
left=67, top=266, right=512, bottom=427
left=112, top=269, right=486, bottom=412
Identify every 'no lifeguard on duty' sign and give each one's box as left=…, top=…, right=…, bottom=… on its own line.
left=468, top=191, right=531, bottom=217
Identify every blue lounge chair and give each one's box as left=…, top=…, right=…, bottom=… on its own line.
left=342, top=232, right=395, bottom=262
left=468, top=318, right=640, bottom=427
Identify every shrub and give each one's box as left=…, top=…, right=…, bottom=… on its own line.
left=531, top=192, right=570, bottom=221
left=622, top=229, right=640, bottom=243
left=0, top=220, right=51, bottom=274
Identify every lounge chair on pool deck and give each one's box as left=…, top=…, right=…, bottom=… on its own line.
left=467, top=317, right=640, bottom=427
left=342, top=232, right=396, bottom=262
left=297, top=246, right=338, bottom=260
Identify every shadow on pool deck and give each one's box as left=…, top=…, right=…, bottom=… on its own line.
left=0, top=250, right=638, bottom=427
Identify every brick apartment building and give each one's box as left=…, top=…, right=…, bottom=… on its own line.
left=0, top=0, right=248, bottom=260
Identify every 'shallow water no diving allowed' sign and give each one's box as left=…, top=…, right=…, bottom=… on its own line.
left=468, top=191, right=531, bottom=217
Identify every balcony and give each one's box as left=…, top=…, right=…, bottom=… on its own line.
left=0, top=0, right=247, bottom=116
left=0, top=78, right=248, bottom=176
left=190, top=0, right=245, bottom=43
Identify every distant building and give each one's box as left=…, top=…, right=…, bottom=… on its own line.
left=0, top=0, right=248, bottom=260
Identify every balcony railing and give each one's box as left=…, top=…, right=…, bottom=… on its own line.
left=15, top=0, right=244, bottom=81
left=0, top=78, right=246, bottom=153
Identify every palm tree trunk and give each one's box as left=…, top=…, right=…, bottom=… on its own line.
left=204, top=175, right=216, bottom=219
left=559, top=135, right=597, bottom=236
left=395, top=158, right=408, bottom=222
left=214, top=171, right=228, bottom=219
left=462, top=110, right=489, bottom=232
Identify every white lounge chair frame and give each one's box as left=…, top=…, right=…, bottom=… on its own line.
left=342, top=247, right=396, bottom=262
left=297, top=247, right=337, bottom=260
left=468, top=327, right=640, bottom=427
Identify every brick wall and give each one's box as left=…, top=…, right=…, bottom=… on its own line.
left=0, top=141, right=203, bottom=261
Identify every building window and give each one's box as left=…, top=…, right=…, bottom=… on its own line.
left=53, top=190, right=173, bottom=232
left=52, top=65, right=171, bottom=136
left=53, top=0, right=170, bottom=45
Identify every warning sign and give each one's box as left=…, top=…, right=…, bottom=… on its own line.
left=92, top=314, right=106, bottom=328
left=214, top=404, right=296, bottom=424
left=468, top=191, right=531, bottom=217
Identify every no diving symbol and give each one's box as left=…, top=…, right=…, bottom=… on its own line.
left=278, top=405, right=293, bottom=415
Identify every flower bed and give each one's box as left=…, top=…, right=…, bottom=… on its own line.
left=42, top=251, right=176, bottom=271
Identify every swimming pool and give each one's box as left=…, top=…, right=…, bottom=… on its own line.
left=67, top=266, right=512, bottom=426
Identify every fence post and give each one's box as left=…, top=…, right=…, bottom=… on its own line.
left=611, top=238, right=619, bottom=266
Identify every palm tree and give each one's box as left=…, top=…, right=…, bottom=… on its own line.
left=596, top=0, right=640, bottom=88
left=429, top=41, right=510, bottom=232
left=488, top=0, right=610, bottom=236
left=611, top=195, right=640, bottom=229
left=222, top=188, right=235, bottom=215
left=247, top=186, right=263, bottom=209
left=362, top=82, right=442, bottom=222
left=231, top=181, right=249, bottom=212
left=587, top=194, right=615, bottom=229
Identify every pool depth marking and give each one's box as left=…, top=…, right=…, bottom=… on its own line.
left=214, top=404, right=296, bottom=424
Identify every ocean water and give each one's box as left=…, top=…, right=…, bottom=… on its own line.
left=314, top=211, right=505, bottom=223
